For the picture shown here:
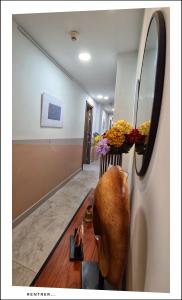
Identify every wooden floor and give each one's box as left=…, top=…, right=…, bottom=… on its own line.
left=31, top=189, right=98, bottom=289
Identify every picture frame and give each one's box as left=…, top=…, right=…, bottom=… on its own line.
left=40, top=92, right=64, bottom=128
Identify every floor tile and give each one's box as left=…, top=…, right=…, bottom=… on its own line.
left=12, top=261, right=36, bottom=286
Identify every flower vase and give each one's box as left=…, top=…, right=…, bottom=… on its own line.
left=99, top=152, right=122, bottom=177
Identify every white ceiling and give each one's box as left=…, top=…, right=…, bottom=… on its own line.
left=13, top=9, right=144, bottom=114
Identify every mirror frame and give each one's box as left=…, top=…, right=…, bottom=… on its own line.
left=135, top=11, right=166, bottom=176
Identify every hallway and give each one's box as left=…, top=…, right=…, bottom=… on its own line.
left=12, top=160, right=99, bottom=286
left=6, top=4, right=173, bottom=297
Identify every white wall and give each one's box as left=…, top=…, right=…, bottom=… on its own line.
left=91, top=100, right=102, bottom=135
left=127, top=7, right=170, bottom=292
left=136, top=48, right=157, bottom=125
left=113, top=51, right=138, bottom=190
left=114, top=51, right=138, bottom=124
left=12, top=21, right=102, bottom=140
left=100, top=109, right=110, bottom=134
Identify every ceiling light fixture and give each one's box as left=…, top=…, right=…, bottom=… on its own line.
left=112, top=108, right=115, bottom=112
left=104, top=96, right=109, bottom=100
left=97, top=95, right=103, bottom=99
left=78, top=52, right=91, bottom=61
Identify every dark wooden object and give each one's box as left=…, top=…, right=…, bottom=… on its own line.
left=31, top=189, right=98, bottom=289
left=82, top=101, right=93, bottom=165
left=69, top=235, right=84, bottom=261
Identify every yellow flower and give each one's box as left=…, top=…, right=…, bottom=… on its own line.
left=94, top=135, right=102, bottom=146
left=113, top=119, right=133, bottom=134
left=106, top=127, right=125, bottom=147
left=138, top=121, right=151, bottom=136
left=138, top=121, right=151, bottom=144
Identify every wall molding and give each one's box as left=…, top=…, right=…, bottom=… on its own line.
left=12, top=138, right=83, bottom=145
left=12, top=167, right=82, bottom=228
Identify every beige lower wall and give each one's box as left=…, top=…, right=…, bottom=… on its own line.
left=12, top=143, right=83, bottom=220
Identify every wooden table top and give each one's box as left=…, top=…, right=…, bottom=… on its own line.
left=31, top=189, right=98, bottom=289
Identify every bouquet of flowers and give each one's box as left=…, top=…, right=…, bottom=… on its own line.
left=94, top=118, right=151, bottom=157
left=94, top=119, right=135, bottom=156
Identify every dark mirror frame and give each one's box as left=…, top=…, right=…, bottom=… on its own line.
left=135, top=11, right=166, bottom=176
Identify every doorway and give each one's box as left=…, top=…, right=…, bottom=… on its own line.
left=82, top=101, right=93, bottom=164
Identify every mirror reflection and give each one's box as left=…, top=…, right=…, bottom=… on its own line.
left=135, top=16, right=158, bottom=173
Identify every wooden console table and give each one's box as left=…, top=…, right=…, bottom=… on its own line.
left=31, top=189, right=98, bottom=289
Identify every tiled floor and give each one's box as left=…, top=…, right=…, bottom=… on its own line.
left=12, top=160, right=100, bottom=286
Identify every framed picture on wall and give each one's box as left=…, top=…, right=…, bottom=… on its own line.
left=40, top=93, right=63, bottom=128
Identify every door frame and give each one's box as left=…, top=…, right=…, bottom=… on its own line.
left=82, top=101, right=93, bottom=168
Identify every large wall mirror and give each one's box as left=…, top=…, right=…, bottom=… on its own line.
left=135, top=11, right=166, bottom=176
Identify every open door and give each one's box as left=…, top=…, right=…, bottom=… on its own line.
left=82, top=101, right=93, bottom=164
